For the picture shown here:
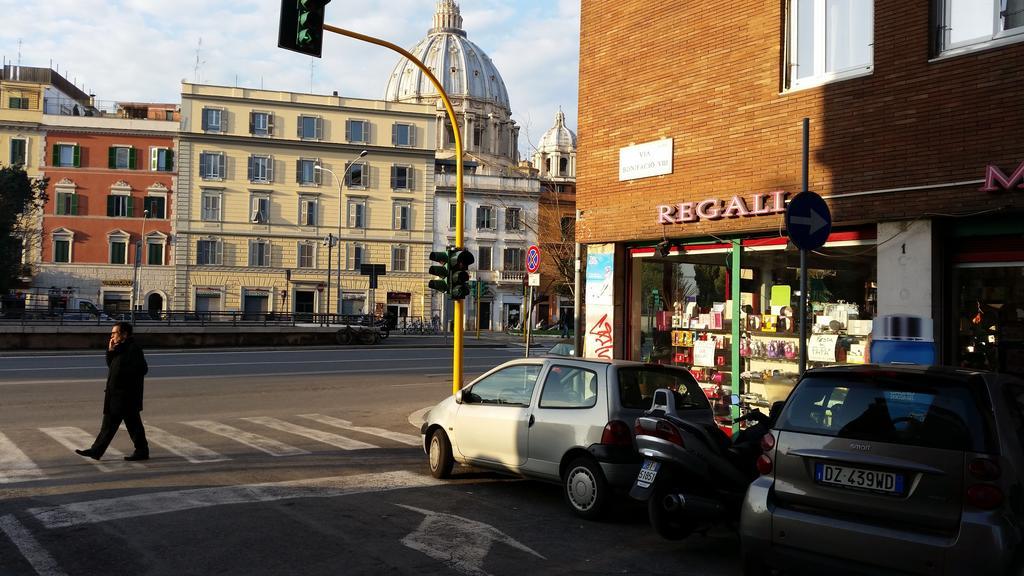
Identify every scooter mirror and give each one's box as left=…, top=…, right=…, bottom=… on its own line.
left=730, top=394, right=740, bottom=405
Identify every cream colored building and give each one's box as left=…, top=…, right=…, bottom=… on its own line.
left=174, top=83, right=436, bottom=320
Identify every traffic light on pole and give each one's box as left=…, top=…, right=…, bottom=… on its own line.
left=448, top=248, right=475, bottom=300
left=428, top=250, right=451, bottom=294
left=278, top=0, right=332, bottom=58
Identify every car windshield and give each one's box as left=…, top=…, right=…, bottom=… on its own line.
left=777, top=373, right=996, bottom=453
left=617, top=367, right=709, bottom=410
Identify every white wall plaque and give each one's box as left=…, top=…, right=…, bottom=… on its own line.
left=619, top=138, right=673, bottom=181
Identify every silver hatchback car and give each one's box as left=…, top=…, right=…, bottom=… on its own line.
left=741, top=364, right=1024, bottom=575
left=421, top=357, right=711, bottom=519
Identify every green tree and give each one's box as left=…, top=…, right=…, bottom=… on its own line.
left=0, top=165, right=48, bottom=294
left=694, top=264, right=726, bottom=308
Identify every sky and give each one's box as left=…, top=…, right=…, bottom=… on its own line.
left=0, top=0, right=580, bottom=157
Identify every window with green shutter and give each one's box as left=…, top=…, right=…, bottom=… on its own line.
left=55, top=192, right=79, bottom=215
left=107, top=195, right=132, bottom=217
left=144, top=196, right=166, bottom=219
left=53, top=144, right=79, bottom=167
left=151, top=148, right=173, bottom=171
left=109, top=146, right=136, bottom=169
left=10, top=138, right=27, bottom=166
left=54, top=239, right=71, bottom=263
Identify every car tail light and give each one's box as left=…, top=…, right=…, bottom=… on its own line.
left=760, top=432, right=776, bottom=452
left=601, top=420, right=633, bottom=446
left=966, top=484, right=1004, bottom=510
left=968, top=458, right=1001, bottom=481
left=756, top=454, right=773, bottom=475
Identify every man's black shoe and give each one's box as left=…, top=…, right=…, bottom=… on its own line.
left=75, top=448, right=101, bottom=460
left=124, top=451, right=149, bottom=461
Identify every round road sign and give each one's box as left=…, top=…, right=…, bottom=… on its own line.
left=785, top=192, right=832, bottom=251
left=526, top=245, right=541, bottom=274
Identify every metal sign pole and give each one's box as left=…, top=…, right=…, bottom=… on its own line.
left=525, top=285, right=533, bottom=358
left=799, top=118, right=809, bottom=375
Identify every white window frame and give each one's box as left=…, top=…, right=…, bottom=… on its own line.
left=505, top=207, right=522, bottom=231
left=199, top=151, right=226, bottom=180
left=936, top=0, right=1024, bottom=56
left=297, top=158, right=321, bottom=185
left=202, top=107, right=225, bottom=132
left=201, top=190, right=223, bottom=222
left=347, top=243, right=365, bottom=270
left=251, top=111, right=273, bottom=137
left=504, top=247, right=525, bottom=272
left=248, top=154, right=274, bottom=183
left=786, top=0, right=874, bottom=91
left=346, top=119, right=369, bottom=143
left=249, top=239, right=271, bottom=267
left=145, top=232, right=167, bottom=266
left=250, top=194, right=270, bottom=224
left=150, top=147, right=173, bottom=172
left=108, top=193, right=132, bottom=218
left=449, top=203, right=458, bottom=229
left=52, top=228, right=74, bottom=263
left=196, top=238, right=223, bottom=265
left=299, top=196, right=318, bottom=227
left=108, top=231, right=129, bottom=265
left=391, top=165, right=412, bottom=190
left=348, top=198, right=366, bottom=228
left=297, top=242, right=316, bottom=269
left=391, top=245, right=408, bottom=272
left=345, top=161, right=368, bottom=188
left=393, top=202, right=411, bottom=231
left=298, top=115, right=323, bottom=140
left=392, top=122, right=416, bottom=147
left=55, top=143, right=77, bottom=167
left=112, top=146, right=132, bottom=169
left=143, top=194, right=167, bottom=220
left=476, top=205, right=496, bottom=230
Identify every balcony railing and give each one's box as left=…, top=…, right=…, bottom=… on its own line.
left=435, top=173, right=541, bottom=193
left=498, top=270, right=526, bottom=283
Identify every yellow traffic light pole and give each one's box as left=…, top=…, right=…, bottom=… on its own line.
left=322, top=23, right=465, bottom=395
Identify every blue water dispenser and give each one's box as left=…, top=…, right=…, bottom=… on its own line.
left=870, top=315, right=936, bottom=365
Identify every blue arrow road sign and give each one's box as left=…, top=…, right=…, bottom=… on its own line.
left=785, top=192, right=832, bottom=251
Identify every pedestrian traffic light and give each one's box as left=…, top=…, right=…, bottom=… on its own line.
left=448, top=248, right=475, bottom=300
left=278, top=0, right=332, bottom=58
left=428, top=250, right=451, bottom=294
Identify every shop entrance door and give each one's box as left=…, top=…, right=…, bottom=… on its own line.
left=295, top=291, right=315, bottom=321
left=479, top=301, right=492, bottom=330
left=243, top=294, right=269, bottom=320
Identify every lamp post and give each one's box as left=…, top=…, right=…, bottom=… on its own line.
left=322, top=233, right=336, bottom=322
left=322, top=24, right=466, bottom=394
left=131, top=208, right=150, bottom=325
left=315, top=149, right=368, bottom=318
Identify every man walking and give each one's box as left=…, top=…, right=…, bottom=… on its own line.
left=76, top=321, right=150, bottom=461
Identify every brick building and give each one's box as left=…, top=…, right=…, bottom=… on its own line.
left=577, top=1, right=1024, bottom=406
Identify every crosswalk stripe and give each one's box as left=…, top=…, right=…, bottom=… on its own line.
left=182, top=421, right=309, bottom=457
left=298, top=414, right=421, bottom=446
left=142, top=425, right=228, bottom=463
left=38, top=427, right=141, bottom=472
left=0, top=432, right=46, bottom=483
left=241, top=417, right=377, bottom=450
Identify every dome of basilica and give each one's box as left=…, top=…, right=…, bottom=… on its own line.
left=538, top=110, right=576, bottom=152
left=384, top=1, right=511, bottom=112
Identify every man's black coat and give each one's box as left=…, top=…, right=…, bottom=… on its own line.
left=104, top=337, right=148, bottom=414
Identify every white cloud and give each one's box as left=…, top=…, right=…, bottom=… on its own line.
left=0, top=0, right=578, bottom=156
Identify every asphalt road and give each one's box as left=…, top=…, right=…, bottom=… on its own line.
left=0, top=346, right=742, bottom=576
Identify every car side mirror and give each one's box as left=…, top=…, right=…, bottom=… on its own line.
left=455, top=390, right=464, bottom=404
left=770, top=400, right=786, bottom=420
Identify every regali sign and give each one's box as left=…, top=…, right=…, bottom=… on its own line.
left=619, top=138, right=673, bottom=181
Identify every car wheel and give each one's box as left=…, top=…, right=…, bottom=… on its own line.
left=647, top=475, right=702, bottom=540
left=428, top=429, right=454, bottom=479
left=563, top=457, right=610, bottom=520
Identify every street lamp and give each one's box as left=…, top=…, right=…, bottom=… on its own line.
left=131, top=208, right=150, bottom=325
left=315, top=149, right=368, bottom=318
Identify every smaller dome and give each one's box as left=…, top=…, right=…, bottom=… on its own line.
left=538, top=110, right=576, bottom=152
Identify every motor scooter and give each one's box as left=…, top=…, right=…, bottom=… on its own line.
left=630, top=387, right=782, bottom=540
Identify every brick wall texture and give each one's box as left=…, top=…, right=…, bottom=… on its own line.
left=577, top=0, right=1024, bottom=244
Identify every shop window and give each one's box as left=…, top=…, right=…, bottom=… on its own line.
left=632, top=239, right=877, bottom=416
left=954, top=263, right=1024, bottom=375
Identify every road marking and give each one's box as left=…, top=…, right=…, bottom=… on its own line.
left=298, top=414, right=421, bottom=446
left=182, top=420, right=309, bottom=457
left=142, top=425, right=228, bottom=463
left=0, top=514, right=68, bottom=576
left=38, top=427, right=141, bottom=472
left=0, top=432, right=46, bottom=483
left=399, top=504, right=545, bottom=576
left=29, top=470, right=443, bottom=529
left=241, top=417, right=377, bottom=450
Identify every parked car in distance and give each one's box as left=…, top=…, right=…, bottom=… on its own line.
left=421, top=358, right=711, bottom=519
left=741, top=364, right=1024, bottom=576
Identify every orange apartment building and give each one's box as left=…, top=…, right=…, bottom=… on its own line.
left=38, top=110, right=178, bottom=314
left=577, top=1, right=1024, bottom=407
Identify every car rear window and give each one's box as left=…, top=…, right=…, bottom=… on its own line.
left=617, top=367, right=709, bottom=410
left=777, top=373, right=995, bottom=452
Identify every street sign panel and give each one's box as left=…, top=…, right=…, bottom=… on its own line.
left=528, top=273, right=540, bottom=287
left=785, top=192, right=832, bottom=251
left=526, top=245, right=541, bottom=274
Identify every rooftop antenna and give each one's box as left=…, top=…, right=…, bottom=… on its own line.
left=310, top=59, right=315, bottom=93
left=17, top=39, right=22, bottom=67
left=193, top=37, right=206, bottom=83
